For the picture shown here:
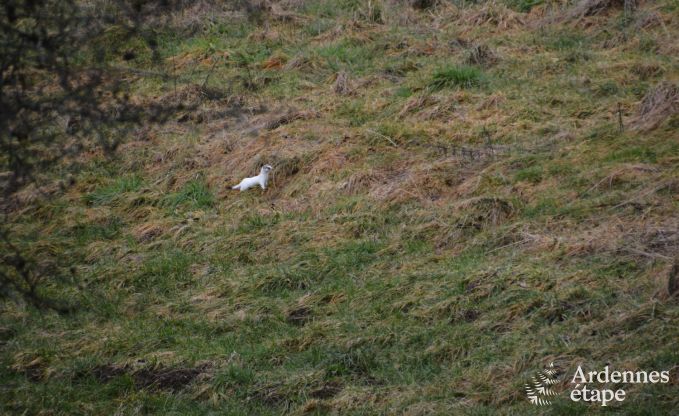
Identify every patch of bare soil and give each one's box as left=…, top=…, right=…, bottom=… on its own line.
left=310, top=381, right=343, bottom=399
left=133, top=365, right=208, bottom=391
left=80, top=363, right=210, bottom=392
left=89, top=364, right=127, bottom=382
left=11, top=355, right=49, bottom=382
left=286, top=304, right=312, bottom=326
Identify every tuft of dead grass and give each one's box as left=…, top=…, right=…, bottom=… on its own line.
left=340, top=169, right=385, bottom=195
left=333, top=71, right=354, bottom=96
left=284, top=54, right=317, bottom=71
left=476, top=93, right=505, bottom=111
left=659, top=258, right=679, bottom=299
left=466, top=44, right=498, bottom=67
left=4, top=181, right=62, bottom=211
left=630, top=82, right=679, bottom=131
left=541, top=0, right=633, bottom=26
left=263, top=109, right=319, bottom=131
left=133, top=221, right=167, bottom=243
left=454, top=196, right=514, bottom=228
left=461, top=2, right=524, bottom=30
left=568, top=0, right=627, bottom=20
left=398, top=94, right=436, bottom=117
left=398, top=94, right=458, bottom=121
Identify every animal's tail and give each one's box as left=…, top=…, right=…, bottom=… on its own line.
left=231, top=184, right=240, bottom=190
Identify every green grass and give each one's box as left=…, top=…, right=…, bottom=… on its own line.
left=132, top=249, right=195, bottom=291
left=84, top=174, right=143, bottom=206
left=543, top=31, right=590, bottom=51
left=429, top=65, right=484, bottom=90
left=163, top=179, right=215, bottom=211
left=514, top=165, right=543, bottom=183
left=3, top=1, right=679, bottom=415
left=316, top=40, right=375, bottom=73
left=503, top=0, right=544, bottom=12
left=336, top=99, right=373, bottom=126
left=70, top=217, right=124, bottom=244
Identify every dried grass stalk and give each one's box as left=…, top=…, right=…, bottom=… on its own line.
left=466, top=44, right=498, bottom=67
left=264, top=110, right=319, bottom=130
left=630, top=82, right=679, bottom=131
left=333, top=71, right=353, bottom=96
left=463, top=3, right=524, bottom=30
left=566, top=0, right=626, bottom=22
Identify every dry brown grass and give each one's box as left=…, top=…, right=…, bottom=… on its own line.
left=630, top=81, right=679, bottom=131
left=339, top=169, right=386, bottom=196
left=4, top=181, right=63, bottom=211
left=476, top=93, right=505, bottom=111
left=466, top=44, right=498, bottom=67
left=461, top=2, right=525, bottom=31
left=250, top=109, right=320, bottom=133
left=399, top=93, right=461, bottom=121
left=4, top=1, right=679, bottom=413
left=561, top=0, right=632, bottom=24
left=453, top=196, right=514, bottom=227
left=133, top=221, right=167, bottom=243
left=333, top=71, right=354, bottom=96
left=654, top=258, right=679, bottom=300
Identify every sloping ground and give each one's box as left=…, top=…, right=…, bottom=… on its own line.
left=2, top=1, right=679, bottom=414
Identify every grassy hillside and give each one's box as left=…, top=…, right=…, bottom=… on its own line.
left=2, top=1, right=679, bottom=414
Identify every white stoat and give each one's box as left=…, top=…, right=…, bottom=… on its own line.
left=231, top=164, right=272, bottom=191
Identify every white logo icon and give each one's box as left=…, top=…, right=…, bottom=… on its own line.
left=525, top=362, right=560, bottom=406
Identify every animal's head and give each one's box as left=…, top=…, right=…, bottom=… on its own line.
left=261, top=164, right=273, bottom=173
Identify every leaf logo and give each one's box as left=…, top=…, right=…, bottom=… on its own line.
left=525, top=362, right=560, bottom=406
